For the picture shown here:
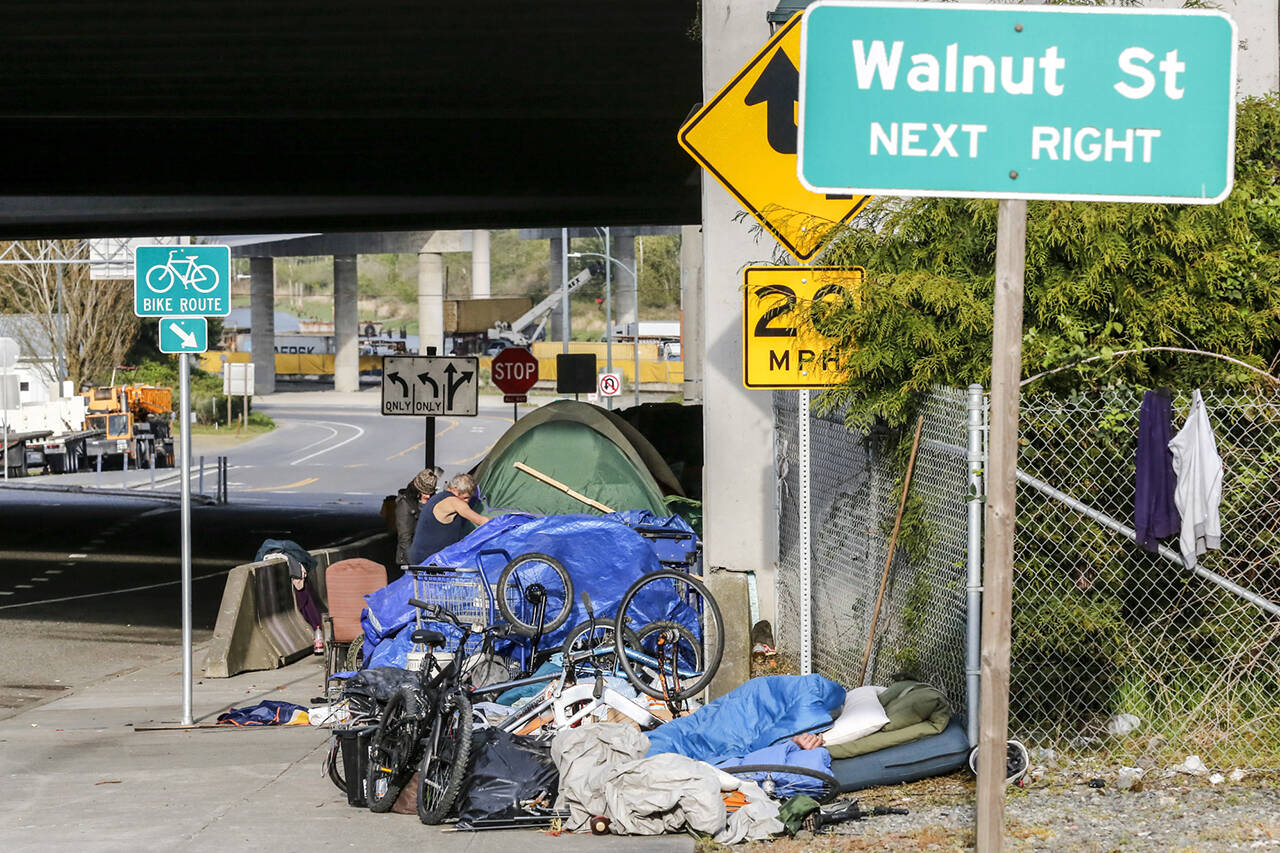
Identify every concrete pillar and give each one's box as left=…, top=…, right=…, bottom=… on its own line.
left=700, top=0, right=778, bottom=693
left=547, top=235, right=566, bottom=344
left=613, top=232, right=638, bottom=333
left=333, top=254, right=359, bottom=393
left=680, top=224, right=704, bottom=405
left=471, top=230, right=491, bottom=299
left=417, top=251, right=444, bottom=354
left=249, top=256, right=276, bottom=395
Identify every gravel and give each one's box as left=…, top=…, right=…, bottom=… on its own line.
left=735, top=769, right=1280, bottom=852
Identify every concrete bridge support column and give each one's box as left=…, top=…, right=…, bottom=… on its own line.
left=333, top=255, right=359, bottom=393
left=680, top=224, right=704, bottom=405
left=417, top=251, right=444, bottom=355
left=249, top=256, right=276, bottom=395
left=548, top=234, right=567, bottom=345
left=472, top=230, right=490, bottom=299
left=613, top=233, right=638, bottom=333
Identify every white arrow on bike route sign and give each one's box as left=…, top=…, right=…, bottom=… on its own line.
left=159, top=316, right=209, bottom=354
left=134, top=244, right=232, bottom=318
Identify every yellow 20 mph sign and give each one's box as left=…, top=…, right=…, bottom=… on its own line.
left=742, top=266, right=862, bottom=389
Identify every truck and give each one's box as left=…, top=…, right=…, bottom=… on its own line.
left=79, top=384, right=175, bottom=470
left=3, top=383, right=90, bottom=476
left=485, top=265, right=600, bottom=352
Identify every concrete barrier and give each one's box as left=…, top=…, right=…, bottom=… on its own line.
left=203, top=531, right=393, bottom=678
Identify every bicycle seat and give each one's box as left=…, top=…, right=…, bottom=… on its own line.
left=411, top=628, right=447, bottom=647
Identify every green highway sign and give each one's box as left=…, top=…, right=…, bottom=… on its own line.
left=134, top=245, right=231, bottom=317
left=798, top=2, right=1236, bottom=203
left=159, top=316, right=209, bottom=354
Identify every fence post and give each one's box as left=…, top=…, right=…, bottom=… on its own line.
left=798, top=388, right=812, bottom=676
left=966, top=384, right=986, bottom=748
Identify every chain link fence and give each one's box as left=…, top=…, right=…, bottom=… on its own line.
left=774, top=388, right=972, bottom=711
left=775, top=385, right=1280, bottom=768
left=1014, top=388, right=1280, bottom=768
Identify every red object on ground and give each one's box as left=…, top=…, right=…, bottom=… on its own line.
left=491, top=347, right=539, bottom=396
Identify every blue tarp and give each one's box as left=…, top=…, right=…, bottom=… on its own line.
left=645, top=674, right=845, bottom=765
left=361, top=513, right=700, bottom=670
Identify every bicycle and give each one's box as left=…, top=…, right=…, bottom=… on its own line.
left=613, top=569, right=724, bottom=705
left=143, top=248, right=221, bottom=294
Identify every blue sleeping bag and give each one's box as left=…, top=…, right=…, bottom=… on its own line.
left=645, top=674, right=845, bottom=765
left=717, top=740, right=834, bottom=799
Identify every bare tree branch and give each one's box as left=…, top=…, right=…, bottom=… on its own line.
left=0, top=240, right=139, bottom=388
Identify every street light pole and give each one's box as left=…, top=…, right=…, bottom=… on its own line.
left=567, top=250, right=639, bottom=406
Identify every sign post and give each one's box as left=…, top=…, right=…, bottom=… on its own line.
left=134, top=243, right=230, bottom=727
left=796, top=5, right=1236, bottom=849
left=491, top=347, right=540, bottom=421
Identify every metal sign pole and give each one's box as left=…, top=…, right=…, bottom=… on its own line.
left=179, top=352, right=194, bottom=726
left=975, top=199, right=1027, bottom=852
left=798, top=388, right=812, bottom=675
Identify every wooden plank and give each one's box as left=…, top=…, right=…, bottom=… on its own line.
left=512, top=461, right=615, bottom=513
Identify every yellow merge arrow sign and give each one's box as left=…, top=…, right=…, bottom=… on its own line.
left=679, top=15, right=871, bottom=262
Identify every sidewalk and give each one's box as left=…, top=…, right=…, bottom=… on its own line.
left=0, top=648, right=693, bottom=853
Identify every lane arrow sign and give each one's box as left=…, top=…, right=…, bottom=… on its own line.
left=172, top=323, right=198, bottom=350
left=443, top=363, right=474, bottom=410
left=417, top=371, right=440, bottom=398
left=387, top=371, right=409, bottom=396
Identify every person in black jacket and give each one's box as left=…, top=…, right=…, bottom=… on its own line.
left=394, top=467, right=442, bottom=566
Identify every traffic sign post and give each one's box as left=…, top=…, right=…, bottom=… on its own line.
left=741, top=267, right=862, bottom=389
left=159, top=317, right=208, bottom=354
left=380, top=355, right=479, bottom=417
left=134, top=245, right=233, bottom=728
left=490, top=347, right=540, bottom=421
left=798, top=3, right=1237, bottom=203
left=678, top=14, right=870, bottom=261
left=597, top=372, right=622, bottom=398
left=793, top=5, right=1237, bottom=849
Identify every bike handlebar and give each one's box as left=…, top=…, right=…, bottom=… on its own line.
left=407, top=597, right=510, bottom=638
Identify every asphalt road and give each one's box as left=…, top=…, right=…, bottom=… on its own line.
left=0, top=387, right=514, bottom=717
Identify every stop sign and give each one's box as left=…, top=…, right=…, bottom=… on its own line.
left=490, top=347, right=539, bottom=395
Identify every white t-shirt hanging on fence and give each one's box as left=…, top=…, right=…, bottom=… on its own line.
left=1168, top=390, right=1224, bottom=569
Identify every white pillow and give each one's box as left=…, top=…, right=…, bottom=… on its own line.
left=822, top=685, right=889, bottom=747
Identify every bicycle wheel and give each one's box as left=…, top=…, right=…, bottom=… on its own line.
left=496, top=552, right=574, bottom=637
left=416, top=687, right=473, bottom=824
left=144, top=265, right=174, bottom=294
left=717, top=764, right=840, bottom=804
left=633, top=619, right=703, bottom=693
left=614, top=570, right=723, bottom=702
left=560, top=618, right=640, bottom=676
left=366, top=687, right=425, bottom=813
left=325, top=740, right=346, bottom=794
left=190, top=263, right=221, bottom=293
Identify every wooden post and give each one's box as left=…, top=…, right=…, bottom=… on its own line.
left=976, top=199, right=1027, bottom=852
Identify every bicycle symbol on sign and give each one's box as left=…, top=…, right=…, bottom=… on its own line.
left=144, top=249, right=221, bottom=295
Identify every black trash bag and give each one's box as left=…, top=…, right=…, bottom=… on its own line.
left=339, top=667, right=420, bottom=704
left=455, top=728, right=559, bottom=826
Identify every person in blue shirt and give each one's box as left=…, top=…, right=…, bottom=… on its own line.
left=408, top=473, right=491, bottom=564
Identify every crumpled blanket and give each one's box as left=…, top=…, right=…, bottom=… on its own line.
left=552, top=723, right=781, bottom=842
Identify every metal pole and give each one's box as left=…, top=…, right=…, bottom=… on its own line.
left=561, top=227, right=570, bottom=355
left=198, top=455, right=205, bottom=495
left=425, top=345, right=436, bottom=470
left=633, top=263, right=640, bottom=407
left=55, top=263, right=66, bottom=383
left=605, top=227, right=613, bottom=411
left=976, top=199, right=1026, bottom=853
left=798, top=389, right=812, bottom=675
left=149, top=445, right=155, bottom=490
left=179, top=353, right=194, bottom=726
left=966, top=383, right=986, bottom=748
left=96, top=452, right=101, bottom=488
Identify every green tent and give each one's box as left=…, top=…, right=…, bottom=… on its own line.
left=474, top=400, right=683, bottom=516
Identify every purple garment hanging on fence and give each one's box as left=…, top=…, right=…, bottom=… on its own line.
left=1135, top=390, right=1181, bottom=551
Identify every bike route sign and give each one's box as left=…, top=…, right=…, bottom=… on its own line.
left=158, top=317, right=208, bottom=354
left=797, top=2, right=1236, bottom=203
left=134, top=245, right=232, bottom=317
left=381, top=355, right=479, bottom=417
